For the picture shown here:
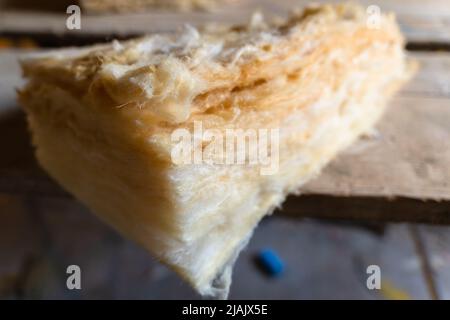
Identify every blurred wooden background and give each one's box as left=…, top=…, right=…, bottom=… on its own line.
left=0, top=0, right=449, bottom=299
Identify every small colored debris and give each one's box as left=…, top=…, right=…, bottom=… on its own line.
left=0, top=37, right=38, bottom=50
left=255, top=249, right=284, bottom=277
left=380, top=280, right=412, bottom=300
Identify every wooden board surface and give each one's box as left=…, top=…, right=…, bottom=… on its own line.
left=0, top=49, right=449, bottom=223
left=304, top=96, right=450, bottom=200
left=1, top=1, right=449, bottom=300
left=303, top=52, right=450, bottom=201
left=1, top=0, right=450, bottom=43
left=2, top=193, right=448, bottom=299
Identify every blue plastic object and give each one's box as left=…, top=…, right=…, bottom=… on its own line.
left=257, top=249, right=284, bottom=276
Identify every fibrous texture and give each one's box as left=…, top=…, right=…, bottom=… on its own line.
left=19, top=3, right=414, bottom=298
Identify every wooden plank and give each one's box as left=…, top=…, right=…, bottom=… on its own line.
left=0, top=194, right=437, bottom=299
left=0, top=50, right=449, bottom=223
left=233, top=218, right=433, bottom=299
left=302, top=52, right=450, bottom=200
left=303, top=95, right=450, bottom=200
left=417, top=225, right=450, bottom=299
left=277, top=0, right=450, bottom=43
left=0, top=0, right=449, bottom=43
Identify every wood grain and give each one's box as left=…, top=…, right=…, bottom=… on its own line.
left=0, top=0, right=449, bottom=43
